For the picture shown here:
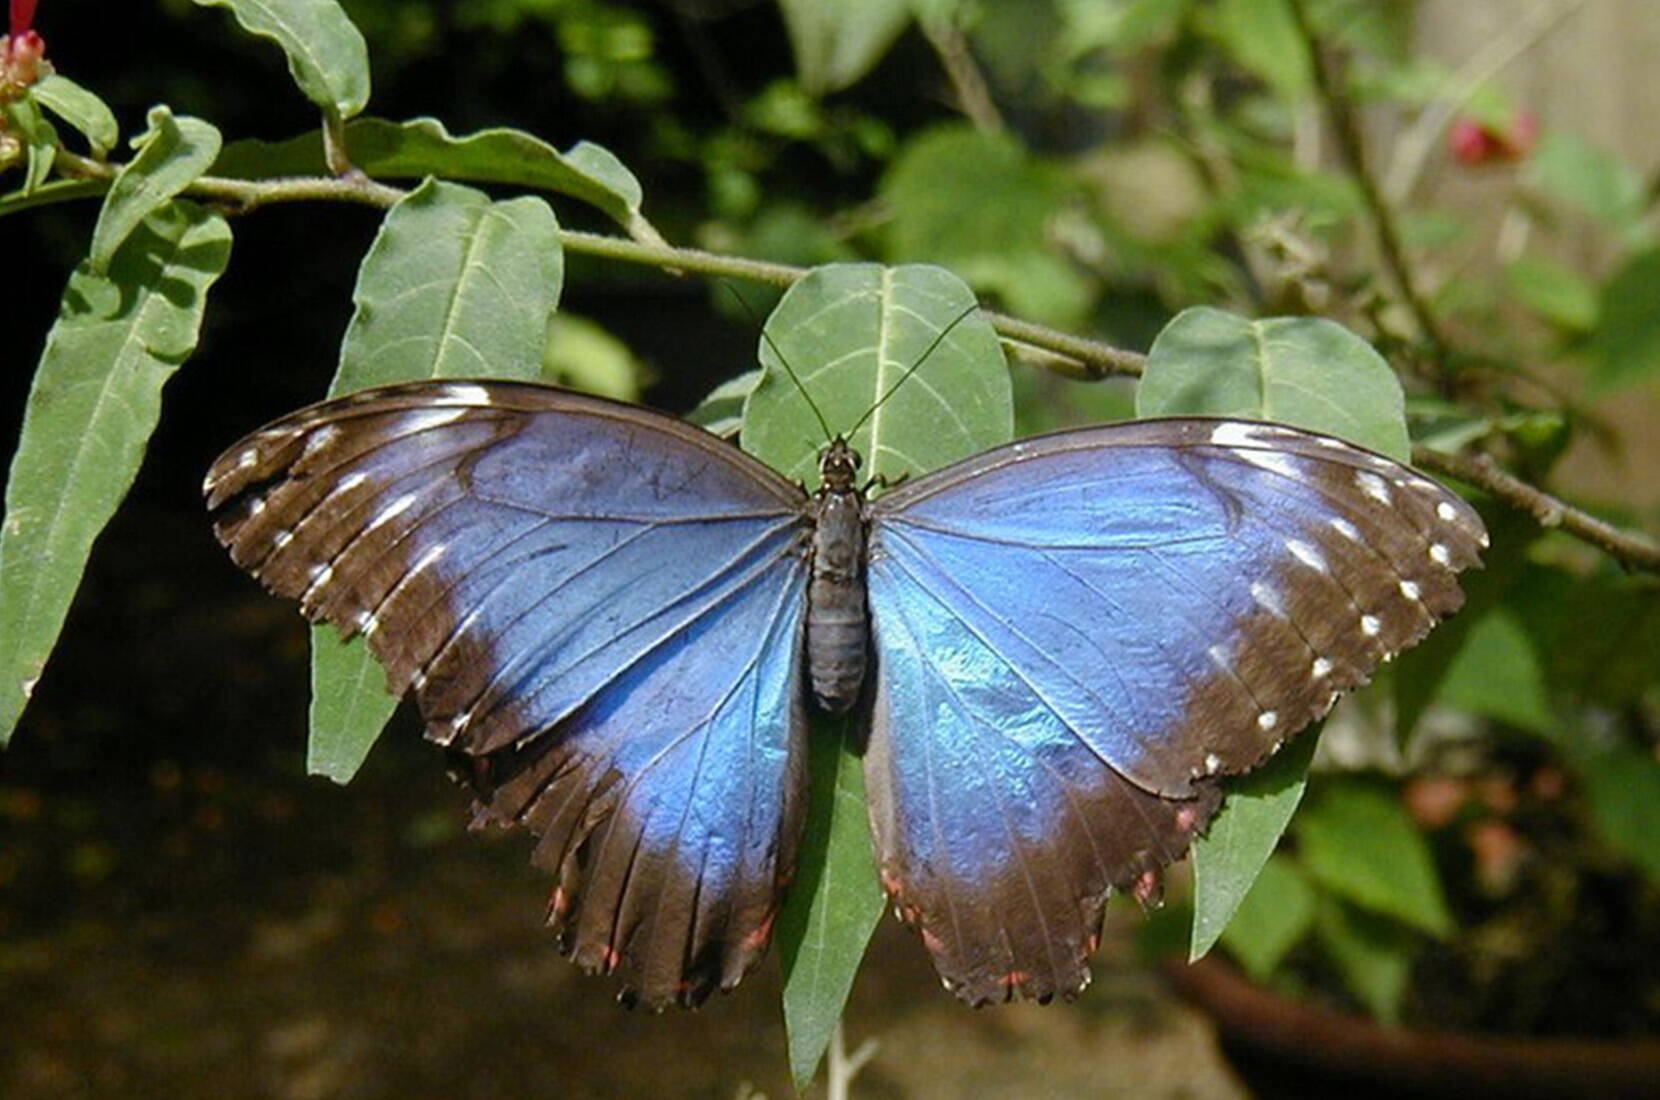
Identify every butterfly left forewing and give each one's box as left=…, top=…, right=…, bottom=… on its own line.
left=206, top=381, right=815, bottom=1008
left=863, top=417, right=1485, bottom=1002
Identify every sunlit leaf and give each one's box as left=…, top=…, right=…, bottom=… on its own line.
left=1190, top=725, right=1319, bottom=960
left=776, top=714, right=885, bottom=1091
left=89, top=107, right=221, bottom=273
left=1, top=202, right=232, bottom=743
left=190, top=0, right=371, bottom=119
left=307, top=179, right=564, bottom=783
left=214, top=117, right=657, bottom=240
left=1138, top=307, right=1410, bottom=461
left=31, top=74, right=118, bottom=157
left=742, top=262, right=1011, bottom=487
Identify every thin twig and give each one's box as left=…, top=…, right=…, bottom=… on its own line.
left=1415, top=446, right=1660, bottom=575
left=920, top=18, right=1004, bottom=135
left=825, top=1021, right=879, bottom=1100
left=1288, top=0, right=1451, bottom=362
left=24, top=152, right=1658, bottom=575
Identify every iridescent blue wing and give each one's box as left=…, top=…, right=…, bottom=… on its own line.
left=864, top=418, right=1487, bottom=1004
left=205, top=381, right=812, bottom=1008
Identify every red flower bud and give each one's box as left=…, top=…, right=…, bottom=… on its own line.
left=1449, top=111, right=1539, bottom=167
left=1, top=28, right=45, bottom=86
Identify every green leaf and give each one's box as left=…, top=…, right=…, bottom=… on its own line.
left=1393, top=508, right=1536, bottom=743
left=776, top=714, right=885, bottom=1092
left=1433, top=609, right=1554, bottom=736
left=89, top=108, right=222, bottom=274
left=1138, top=307, right=1410, bottom=461
left=1504, top=256, right=1596, bottom=333
left=1527, top=132, right=1650, bottom=247
left=880, top=124, right=1092, bottom=327
left=190, top=0, right=371, bottom=119
left=1190, top=724, right=1319, bottom=960
left=1219, top=854, right=1316, bottom=980
left=307, top=630, right=404, bottom=783
left=685, top=370, right=762, bottom=439
left=31, top=75, right=119, bottom=157
left=741, top=262, right=1012, bottom=487
left=334, top=180, right=564, bottom=389
left=308, top=179, right=564, bottom=783
left=0, top=202, right=232, bottom=743
left=541, top=314, right=643, bottom=401
left=1314, top=896, right=1414, bottom=1022
left=778, top=0, right=911, bottom=95
left=214, top=118, right=658, bottom=240
left=1212, top=0, right=1311, bottom=95
left=1590, top=248, right=1660, bottom=393
left=1574, top=742, right=1660, bottom=882
left=1296, top=780, right=1452, bottom=937
left=4, top=97, right=57, bottom=195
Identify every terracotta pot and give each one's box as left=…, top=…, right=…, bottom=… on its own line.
left=1163, top=957, right=1660, bottom=1100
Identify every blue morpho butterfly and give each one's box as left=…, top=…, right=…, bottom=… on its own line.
left=203, top=302, right=1487, bottom=1011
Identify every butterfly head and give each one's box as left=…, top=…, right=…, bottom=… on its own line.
left=818, top=437, right=862, bottom=493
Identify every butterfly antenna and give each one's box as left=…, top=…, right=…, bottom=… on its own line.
left=846, top=302, right=982, bottom=440
left=721, top=282, right=836, bottom=445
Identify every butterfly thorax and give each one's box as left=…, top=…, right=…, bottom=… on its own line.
left=807, top=439, right=869, bottom=712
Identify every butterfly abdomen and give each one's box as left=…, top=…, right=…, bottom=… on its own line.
left=807, top=487, right=868, bottom=712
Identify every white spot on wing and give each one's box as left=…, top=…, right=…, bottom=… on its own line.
left=272, top=528, right=293, bottom=549
left=1258, top=710, right=1279, bottom=732
left=1436, top=501, right=1458, bottom=522
left=1207, top=644, right=1232, bottom=672
left=1251, top=581, right=1285, bottom=619
left=248, top=497, right=266, bottom=516
left=1356, top=470, right=1391, bottom=505
left=1204, top=752, right=1222, bottom=775
left=402, top=407, right=467, bottom=432
left=1361, top=614, right=1381, bottom=637
left=443, top=383, right=494, bottom=406
left=1400, top=579, right=1422, bottom=601
left=1208, top=422, right=1263, bottom=448
left=237, top=450, right=258, bottom=470
left=1235, top=449, right=1301, bottom=478
left=1286, top=539, right=1327, bottom=573
left=366, top=493, right=418, bottom=533
left=410, top=543, right=447, bottom=576
left=302, top=425, right=340, bottom=456
left=1429, top=543, right=1452, bottom=566
left=1312, top=657, right=1332, bottom=679
left=1330, top=517, right=1361, bottom=542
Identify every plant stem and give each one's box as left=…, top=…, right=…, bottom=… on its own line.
left=1288, top=0, right=1451, bottom=363
left=1413, top=446, right=1660, bottom=575
left=825, top=1021, right=878, bottom=1100
left=22, top=153, right=1658, bottom=576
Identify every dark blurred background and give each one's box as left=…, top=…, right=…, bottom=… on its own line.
left=4, top=1, right=1659, bottom=1097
